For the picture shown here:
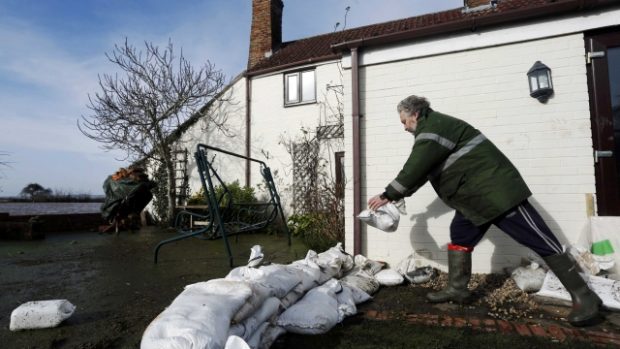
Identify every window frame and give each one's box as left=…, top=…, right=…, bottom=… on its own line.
left=283, top=69, right=316, bottom=107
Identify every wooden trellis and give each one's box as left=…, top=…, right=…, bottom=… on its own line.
left=292, top=140, right=320, bottom=214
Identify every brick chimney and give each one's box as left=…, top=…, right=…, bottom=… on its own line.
left=248, top=0, right=283, bottom=69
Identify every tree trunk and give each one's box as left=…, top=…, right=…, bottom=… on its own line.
left=165, top=157, right=177, bottom=226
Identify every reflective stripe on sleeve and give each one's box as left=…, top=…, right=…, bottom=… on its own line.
left=389, top=179, right=408, bottom=194
left=415, top=133, right=456, bottom=150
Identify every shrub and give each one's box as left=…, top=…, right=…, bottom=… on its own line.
left=288, top=210, right=342, bottom=252
left=187, top=181, right=257, bottom=206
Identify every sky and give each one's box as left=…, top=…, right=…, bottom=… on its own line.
left=0, top=0, right=462, bottom=197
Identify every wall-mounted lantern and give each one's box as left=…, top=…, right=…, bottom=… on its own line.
left=527, top=61, right=553, bottom=103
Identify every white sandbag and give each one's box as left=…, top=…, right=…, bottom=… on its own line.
left=396, top=252, right=437, bottom=284
left=225, top=335, right=250, bottom=349
left=511, top=263, right=546, bottom=292
left=257, top=264, right=304, bottom=298
left=405, top=267, right=435, bottom=284
left=232, top=282, right=274, bottom=324
left=299, top=250, right=333, bottom=284
left=248, top=245, right=264, bottom=268
left=334, top=281, right=357, bottom=321
left=247, top=322, right=269, bottom=349
left=141, top=279, right=252, bottom=349
left=341, top=282, right=372, bottom=305
left=280, top=284, right=306, bottom=309
left=357, top=199, right=406, bottom=232
left=10, top=299, right=76, bottom=331
left=277, top=279, right=340, bottom=335
left=258, top=325, right=286, bottom=349
left=317, top=243, right=354, bottom=278
left=226, top=264, right=301, bottom=299
left=536, top=271, right=620, bottom=310
left=341, top=269, right=380, bottom=295
left=354, top=254, right=385, bottom=275
left=227, top=266, right=264, bottom=282
left=375, top=268, right=404, bottom=286
left=290, top=254, right=323, bottom=291
left=229, top=297, right=281, bottom=341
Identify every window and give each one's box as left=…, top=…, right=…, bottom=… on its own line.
left=284, top=70, right=316, bottom=106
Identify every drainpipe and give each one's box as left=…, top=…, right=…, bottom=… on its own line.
left=351, top=47, right=361, bottom=256
left=245, top=76, right=252, bottom=187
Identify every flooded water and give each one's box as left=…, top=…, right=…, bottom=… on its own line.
left=0, top=202, right=102, bottom=215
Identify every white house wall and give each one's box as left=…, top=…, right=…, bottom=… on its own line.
left=176, top=76, right=248, bottom=199
left=341, top=7, right=620, bottom=69
left=250, top=61, right=345, bottom=212
left=344, top=33, right=596, bottom=273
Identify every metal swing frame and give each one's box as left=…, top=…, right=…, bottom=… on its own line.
left=154, top=144, right=291, bottom=267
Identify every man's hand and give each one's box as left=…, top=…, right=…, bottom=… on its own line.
left=368, top=194, right=389, bottom=211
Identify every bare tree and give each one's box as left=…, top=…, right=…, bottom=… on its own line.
left=78, top=39, right=226, bottom=222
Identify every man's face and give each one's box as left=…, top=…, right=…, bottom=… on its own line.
left=400, top=110, right=418, bottom=134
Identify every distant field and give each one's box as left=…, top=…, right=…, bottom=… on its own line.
left=0, top=202, right=102, bottom=215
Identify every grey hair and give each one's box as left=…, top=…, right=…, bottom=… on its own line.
left=397, top=95, right=430, bottom=116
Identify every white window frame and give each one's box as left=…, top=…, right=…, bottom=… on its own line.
left=284, top=69, right=316, bottom=106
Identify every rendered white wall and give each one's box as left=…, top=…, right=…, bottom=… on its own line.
left=344, top=33, right=596, bottom=273
left=176, top=76, right=248, bottom=199
left=250, top=61, right=345, bottom=212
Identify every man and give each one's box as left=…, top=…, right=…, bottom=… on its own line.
left=368, top=95, right=602, bottom=327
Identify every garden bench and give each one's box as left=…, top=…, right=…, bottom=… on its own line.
left=153, top=144, right=290, bottom=267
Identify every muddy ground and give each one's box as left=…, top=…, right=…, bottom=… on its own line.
left=1, top=227, right=618, bottom=349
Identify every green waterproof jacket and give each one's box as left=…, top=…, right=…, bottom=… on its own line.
left=384, top=108, right=531, bottom=226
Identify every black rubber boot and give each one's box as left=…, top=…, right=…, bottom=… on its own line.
left=426, top=249, right=472, bottom=303
left=543, top=252, right=603, bottom=327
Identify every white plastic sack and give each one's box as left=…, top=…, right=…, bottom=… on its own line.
left=334, top=281, right=357, bottom=321
left=258, top=325, right=286, bottom=349
left=277, top=279, right=340, bottom=335
left=341, top=269, right=380, bottom=295
left=225, top=335, right=250, bottom=349
left=141, top=279, right=252, bottom=349
left=357, top=199, right=406, bottom=232
left=248, top=245, right=264, bottom=268
left=10, top=299, right=76, bottom=331
left=341, top=282, right=372, bottom=305
left=289, top=256, right=322, bottom=292
left=354, top=254, right=385, bottom=275
left=226, top=264, right=302, bottom=299
left=229, top=297, right=281, bottom=341
left=280, top=283, right=306, bottom=309
left=299, top=250, right=332, bottom=284
left=317, top=243, right=354, bottom=279
left=511, top=263, right=546, bottom=292
left=232, top=282, right=274, bottom=324
left=246, top=322, right=269, bottom=349
left=536, top=271, right=620, bottom=310
left=590, top=217, right=619, bottom=271
left=375, top=268, right=404, bottom=286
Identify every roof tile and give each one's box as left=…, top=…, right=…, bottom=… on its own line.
left=246, top=0, right=587, bottom=74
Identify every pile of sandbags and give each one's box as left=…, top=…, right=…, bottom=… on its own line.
left=141, top=243, right=390, bottom=349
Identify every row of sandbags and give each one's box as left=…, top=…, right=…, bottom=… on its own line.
left=141, top=243, right=396, bottom=349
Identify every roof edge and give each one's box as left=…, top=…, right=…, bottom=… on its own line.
left=245, top=53, right=341, bottom=77
left=331, top=0, right=620, bottom=51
